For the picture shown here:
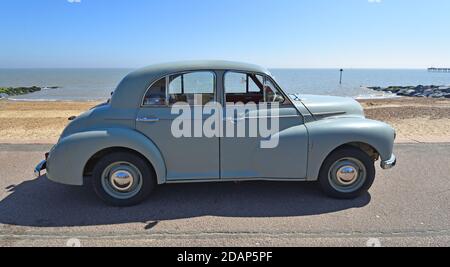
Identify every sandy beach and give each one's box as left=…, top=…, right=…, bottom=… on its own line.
left=0, top=100, right=99, bottom=144
left=359, top=98, right=450, bottom=143
left=1, top=98, right=449, bottom=144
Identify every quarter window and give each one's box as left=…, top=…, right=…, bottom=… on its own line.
left=263, top=78, right=285, bottom=103
left=143, top=77, right=166, bottom=106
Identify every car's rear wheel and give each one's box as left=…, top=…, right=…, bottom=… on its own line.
left=319, top=147, right=375, bottom=199
left=92, top=152, right=155, bottom=206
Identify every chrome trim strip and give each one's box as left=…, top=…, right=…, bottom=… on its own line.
left=136, top=117, right=160, bottom=123
left=312, top=111, right=347, bottom=117
left=223, top=115, right=301, bottom=121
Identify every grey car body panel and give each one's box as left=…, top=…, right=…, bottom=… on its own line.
left=136, top=106, right=221, bottom=181
left=43, top=60, right=396, bottom=186
left=60, top=105, right=137, bottom=140
left=304, top=118, right=395, bottom=181
left=297, top=94, right=365, bottom=119
left=221, top=106, right=309, bottom=180
left=289, top=94, right=395, bottom=180
left=47, top=128, right=167, bottom=186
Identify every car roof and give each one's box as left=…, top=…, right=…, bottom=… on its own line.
left=111, top=60, right=271, bottom=108
left=132, top=60, right=270, bottom=76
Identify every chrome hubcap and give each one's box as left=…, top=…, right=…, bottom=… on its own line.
left=110, top=170, right=134, bottom=192
left=328, top=157, right=367, bottom=193
left=336, top=166, right=358, bottom=185
left=101, top=162, right=143, bottom=200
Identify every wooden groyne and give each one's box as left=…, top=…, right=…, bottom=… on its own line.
left=428, top=68, right=450, bottom=72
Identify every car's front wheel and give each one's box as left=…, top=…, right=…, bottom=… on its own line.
left=92, top=152, right=156, bottom=206
left=319, top=147, right=375, bottom=199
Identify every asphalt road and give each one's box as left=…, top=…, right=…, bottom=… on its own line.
left=0, top=143, right=449, bottom=247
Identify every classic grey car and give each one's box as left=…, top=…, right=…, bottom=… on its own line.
left=35, top=61, right=396, bottom=206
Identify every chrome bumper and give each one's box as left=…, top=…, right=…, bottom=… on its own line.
left=381, top=154, right=396, bottom=170
left=34, top=160, right=47, bottom=178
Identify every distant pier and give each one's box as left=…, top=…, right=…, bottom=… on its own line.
left=428, top=67, right=450, bottom=72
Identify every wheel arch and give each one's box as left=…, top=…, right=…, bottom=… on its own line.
left=83, top=147, right=157, bottom=182
left=305, top=118, right=395, bottom=181
left=308, top=141, right=382, bottom=182
left=316, top=142, right=379, bottom=177
left=46, top=128, right=167, bottom=186
left=327, top=142, right=380, bottom=162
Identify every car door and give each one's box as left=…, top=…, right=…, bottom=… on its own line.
left=136, top=71, right=220, bottom=181
left=221, top=71, right=309, bottom=179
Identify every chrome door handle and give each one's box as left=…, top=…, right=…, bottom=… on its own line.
left=136, top=117, right=160, bottom=123
left=225, top=117, right=245, bottom=124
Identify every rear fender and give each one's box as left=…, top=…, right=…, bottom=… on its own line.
left=47, top=128, right=167, bottom=186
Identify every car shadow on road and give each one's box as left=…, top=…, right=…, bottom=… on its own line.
left=0, top=175, right=371, bottom=227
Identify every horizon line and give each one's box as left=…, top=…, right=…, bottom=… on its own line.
left=0, top=66, right=436, bottom=70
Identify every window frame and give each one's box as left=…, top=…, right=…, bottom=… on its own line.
left=223, top=70, right=293, bottom=107
left=223, top=72, right=263, bottom=94
left=141, top=70, right=217, bottom=108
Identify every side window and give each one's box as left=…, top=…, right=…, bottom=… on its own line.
left=224, top=72, right=285, bottom=104
left=142, top=71, right=215, bottom=106
left=224, top=72, right=247, bottom=93
left=225, top=72, right=264, bottom=94
left=169, top=72, right=215, bottom=105
left=143, top=77, right=166, bottom=106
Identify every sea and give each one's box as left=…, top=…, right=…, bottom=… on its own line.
left=1, top=68, right=450, bottom=101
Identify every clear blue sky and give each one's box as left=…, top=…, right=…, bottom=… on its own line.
left=1, top=0, right=449, bottom=68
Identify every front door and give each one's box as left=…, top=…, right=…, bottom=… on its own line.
left=136, top=71, right=220, bottom=181
left=220, top=72, right=309, bottom=179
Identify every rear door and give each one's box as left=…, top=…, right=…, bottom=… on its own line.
left=136, top=71, right=220, bottom=181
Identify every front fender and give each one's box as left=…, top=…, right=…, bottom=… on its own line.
left=305, top=118, right=395, bottom=181
left=47, top=128, right=167, bottom=186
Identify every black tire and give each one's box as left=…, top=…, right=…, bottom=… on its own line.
left=318, top=146, right=375, bottom=199
left=92, top=152, right=156, bottom=206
